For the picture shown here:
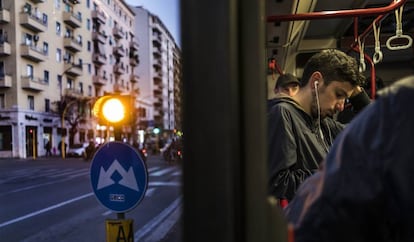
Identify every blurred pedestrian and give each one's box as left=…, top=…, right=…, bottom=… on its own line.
left=45, top=141, right=51, bottom=156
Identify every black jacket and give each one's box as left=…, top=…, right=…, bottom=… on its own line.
left=284, top=77, right=414, bottom=242
left=267, top=91, right=370, bottom=201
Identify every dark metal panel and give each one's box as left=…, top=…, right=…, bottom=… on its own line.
left=181, top=0, right=287, bottom=241
left=181, top=0, right=241, bottom=241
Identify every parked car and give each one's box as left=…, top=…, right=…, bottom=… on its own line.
left=66, top=143, right=88, bottom=158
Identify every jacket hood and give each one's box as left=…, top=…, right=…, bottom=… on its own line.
left=267, top=95, right=302, bottom=110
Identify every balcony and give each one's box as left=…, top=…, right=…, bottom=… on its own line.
left=113, top=46, right=125, bottom=57
left=113, top=63, right=125, bottom=75
left=64, top=88, right=83, bottom=98
left=92, top=31, right=107, bottom=44
left=20, top=44, right=47, bottom=62
left=21, top=76, right=47, bottom=91
left=153, top=88, right=162, bottom=97
left=20, top=12, right=47, bottom=33
left=130, top=41, right=139, bottom=51
left=0, top=42, right=11, bottom=56
left=112, top=27, right=125, bottom=39
left=64, top=37, right=82, bottom=52
left=113, top=83, right=126, bottom=93
left=92, top=75, right=107, bottom=86
left=153, top=50, right=162, bottom=59
left=92, top=53, right=107, bottom=66
left=0, top=74, right=12, bottom=88
left=130, top=56, right=139, bottom=66
left=63, top=11, right=82, bottom=28
left=64, top=63, right=83, bottom=77
left=153, top=68, right=163, bottom=79
left=153, top=76, right=162, bottom=86
left=130, top=74, right=139, bottom=83
left=64, top=0, right=81, bottom=4
left=29, top=0, right=45, bottom=3
left=92, top=10, right=106, bottom=24
left=153, top=59, right=162, bottom=68
left=0, top=9, right=10, bottom=23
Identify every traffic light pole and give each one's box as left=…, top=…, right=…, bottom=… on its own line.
left=113, top=125, right=122, bottom=142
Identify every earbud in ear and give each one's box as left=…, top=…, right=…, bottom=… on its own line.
left=314, top=81, right=319, bottom=89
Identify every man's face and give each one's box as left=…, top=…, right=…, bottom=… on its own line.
left=311, top=80, right=354, bottom=119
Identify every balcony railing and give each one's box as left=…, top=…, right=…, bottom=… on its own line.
left=0, top=9, right=10, bottom=23
left=64, top=88, right=83, bottom=98
left=112, top=27, right=125, bottom=39
left=130, top=41, right=139, bottom=51
left=92, top=31, right=107, bottom=44
left=64, top=37, right=82, bottom=52
left=113, top=63, right=125, bottom=75
left=64, top=63, right=83, bottom=76
left=63, top=11, right=82, bottom=28
left=113, top=83, right=126, bottom=93
left=92, top=53, right=107, bottom=66
left=130, top=74, right=139, bottom=83
left=19, top=11, right=47, bottom=32
left=0, top=74, right=12, bottom=88
left=130, top=57, right=139, bottom=66
left=0, top=42, right=11, bottom=56
left=64, top=0, right=81, bottom=5
left=92, top=75, right=107, bottom=86
left=92, top=10, right=106, bottom=24
left=20, top=44, right=47, bottom=62
left=21, top=75, right=47, bottom=91
left=113, top=46, right=125, bottom=57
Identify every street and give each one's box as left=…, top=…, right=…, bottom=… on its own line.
left=0, top=154, right=182, bottom=242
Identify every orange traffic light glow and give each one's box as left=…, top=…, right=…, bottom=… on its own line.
left=102, top=98, right=125, bottom=123
left=92, top=95, right=131, bottom=124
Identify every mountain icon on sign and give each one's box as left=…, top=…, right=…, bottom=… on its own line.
left=97, top=159, right=139, bottom=191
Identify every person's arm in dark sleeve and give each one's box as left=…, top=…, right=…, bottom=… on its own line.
left=268, top=104, right=314, bottom=201
left=348, top=86, right=371, bottom=112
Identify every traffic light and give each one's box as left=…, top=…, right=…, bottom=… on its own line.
left=92, top=94, right=133, bottom=124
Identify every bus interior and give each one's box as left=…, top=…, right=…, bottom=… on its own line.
left=181, top=0, right=413, bottom=241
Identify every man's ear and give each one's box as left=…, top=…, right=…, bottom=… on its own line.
left=310, top=72, right=322, bottom=90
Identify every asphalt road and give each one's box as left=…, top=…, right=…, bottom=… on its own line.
left=0, top=154, right=182, bottom=242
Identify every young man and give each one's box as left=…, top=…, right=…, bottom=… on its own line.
left=274, top=73, right=301, bottom=97
left=285, top=75, right=414, bottom=242
left=267, top=49, right=370, bottom=202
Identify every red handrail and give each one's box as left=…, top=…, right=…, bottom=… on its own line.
left=267, top=0, right=406, bottom=22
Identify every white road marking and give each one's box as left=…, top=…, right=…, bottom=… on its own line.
left=134, top=197, right=182, bottom=242
left=0, top=193, right=94, bottom=228
left=150, top=167, right=176, bottom=176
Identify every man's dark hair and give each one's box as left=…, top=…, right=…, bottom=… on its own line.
left=301, top=49, right=365, bottom=87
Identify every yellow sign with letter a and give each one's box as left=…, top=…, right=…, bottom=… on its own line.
left=106, top=219, right=134, bottom=242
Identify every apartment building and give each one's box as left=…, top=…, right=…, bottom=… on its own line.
left=0, top=0, right=138, bottom=158
left=131, top=6, right=182, bottom=139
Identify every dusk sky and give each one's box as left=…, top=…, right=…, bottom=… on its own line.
left=124, top=0, right=181, bottom=46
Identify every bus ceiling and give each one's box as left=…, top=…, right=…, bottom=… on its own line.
left=266, top=0, right=413, bottom=98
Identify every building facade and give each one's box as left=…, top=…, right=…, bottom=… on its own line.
left=131, top=6, right=182, bottom=140
left=0, top=0, right=138, bottom=158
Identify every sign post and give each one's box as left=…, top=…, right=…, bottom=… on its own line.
left=90, top=141, right=148, bottom=241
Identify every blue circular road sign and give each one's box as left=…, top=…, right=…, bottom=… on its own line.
left=90, top=141, right=148, bottom=213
